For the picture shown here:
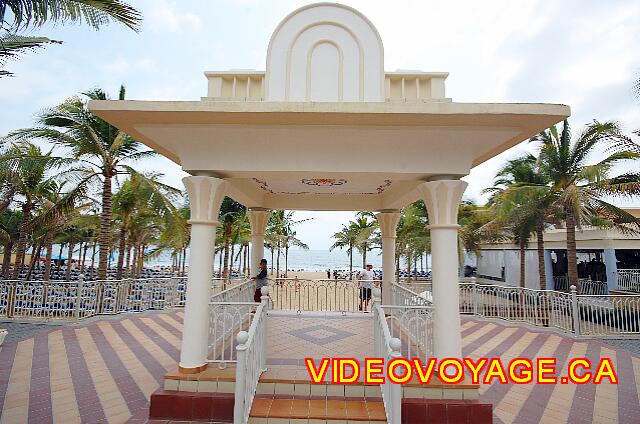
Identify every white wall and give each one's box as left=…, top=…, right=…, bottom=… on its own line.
left=266, top=3, right=384, bottom=101
left=478, top=249, right=543, bottom=289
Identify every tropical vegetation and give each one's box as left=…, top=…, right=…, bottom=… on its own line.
left=0, top=0, right=141, bottom=77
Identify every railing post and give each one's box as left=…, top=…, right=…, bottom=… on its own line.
left=389, top=337, right=402, bottom=424
left=473, top=283, right=478, bottom=316
left=372, top=287, right=382, bottom=306
left=234, top=330, right=249, bottom=424
left=260, top=286, right=269, bottom=371
left=570, top=285, right=580, bottom=336
left=8, top=281, right=17, bottom=318
left=75, top=274, right=84, bottom=322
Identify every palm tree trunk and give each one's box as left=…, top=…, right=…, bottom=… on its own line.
left=57, top=243, right=64, bottom=276
left=80, top=241, right=89, bottom=274
left=2, top=241, right=13, bottom=278
left=285, top=245, right=289, bottom=278
left=12, top=202, right=32, bottom=279
left=230, top=242, right=236, bottom=277
left=349, top=242, right=353, bottom=280
left=130, top=244, right=138, bottom=278
left=536, top=221, right=546, bottom=290
left=519, top=240, right=526, bottom=288
left=362, top=245, right=366, bottom=269
left=270, top=248, right=274, bottom=276
left=276, top=243, right=281, bottom=278
left=90, top=238, right=97, bottom=277
left=26, top=239, right=43, bottom=280
left=44, top=236, right=53, bottom=282
left=222, top=237, right=230, bottom=279
left=66, top=239, right=75, bottom=281
left=116, top=217, right=127, bottom=279
left=565, top=207, right=579, bottom=291
left=243, top=244, right=248, bottom=276
left=98, top=175, right=113, bottom=280
left=181, top=247, right=187, bottom=277
left=125, top=244, right=132, bottom=275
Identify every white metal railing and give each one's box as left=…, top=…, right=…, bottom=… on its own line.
left=616, top=269, right=640, bottom=293
left=384, top=305, right=434, bottom=359
left=407, top=279, right=640, bottom=337
left=553, top=276, right=569, bottom=291
left=0, top=276, right=237, bottom=320
left=577, top=293, right=640, bottom=336
left=233, top=287, right=269, bottom=424
left=269, top=278, right=378, bottom=313
left=207, top=279, right=258, bottom=363
left=391, top=282, right=432, bottom=307
left=579, top=279, right=608, bottom=295
left=372, top=288, right=402, bottom=424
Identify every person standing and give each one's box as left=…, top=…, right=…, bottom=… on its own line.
left=327, top=269, right=331, bottom=279
left=251, top=258, right=268, bottom=302
left=358, top=264, right=377, bottom=312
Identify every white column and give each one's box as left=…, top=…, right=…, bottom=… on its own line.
left=180, top=176, right=227, bottom=372
left=418, top=179, right=467, bottom=359
left=603, top=249, right=618, bottom=292
left=249, top=208, right=270, bottom=276
left=376, top=211, right=401, bottom=304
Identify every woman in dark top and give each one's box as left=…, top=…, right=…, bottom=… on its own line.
left=251, top=259, right=268, bottom=302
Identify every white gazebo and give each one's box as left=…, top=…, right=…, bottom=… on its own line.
left=89, top=3, right=569, bottom=374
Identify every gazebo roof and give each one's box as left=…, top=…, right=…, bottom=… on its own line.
left=89, top=100, right=569, bottom=211
left=88, top=2, right=570, bottom=211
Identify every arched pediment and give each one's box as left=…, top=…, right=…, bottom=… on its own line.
left=266, top=3, right=384, bottom=102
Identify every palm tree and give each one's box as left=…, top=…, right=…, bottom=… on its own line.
left=5, top=86, right=158, bottom=279
left=484, top=156, right=554, bottom=288
left=330, top=224, right=359, bottom=279
left=29, top=181, right=89, bottom=281
left=2, top=142, right=64, bottom=278
left=0, top=209, right=21, bottom=277
left=532, top=120, right=640, bottom=291
left=217, top=197, right=246, bottom=278
left=1, top=0, right=141, bottom=77
left=112, top=173, right=183, bottom=279
left=352, top=212, right=378, bottom=268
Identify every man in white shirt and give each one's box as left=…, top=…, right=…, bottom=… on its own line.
left=358, top=264, right=377, bottom=312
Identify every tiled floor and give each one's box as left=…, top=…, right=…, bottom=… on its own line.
left=267, top=311, right=373, bottom=368
left=0, top=310, right=639, bottom=423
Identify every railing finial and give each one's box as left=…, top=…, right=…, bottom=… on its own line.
left=236, top=330, right=249, bottom=347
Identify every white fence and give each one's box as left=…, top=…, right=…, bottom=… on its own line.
left=372, top=289, right=402, bottom=424
left=233, top=288, right=269, bottom=424
left=207, top=280, right=257, bottom=363
left=0, top=276, right=240, bottom=321
left=617, top=269, right=640, bottom=293
left=269, top=278, right=377, bottom=313
left=408, top=280, right=640, bottom=338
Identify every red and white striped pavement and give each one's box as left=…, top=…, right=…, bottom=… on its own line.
left=0, top=311, right=638, bottom=423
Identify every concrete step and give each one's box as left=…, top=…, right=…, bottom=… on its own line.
left=249, top=397, right=386, bottom=423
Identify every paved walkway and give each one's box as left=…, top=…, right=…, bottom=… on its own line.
left=0, top=311, right=639, bottom=423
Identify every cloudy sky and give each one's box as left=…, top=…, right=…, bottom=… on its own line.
left=1, top=0, right=639, bottom=249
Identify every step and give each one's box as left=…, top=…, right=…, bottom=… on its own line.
left=255, top=365, right=479, bottom=401
left=249, top=396, right=386, bottom=423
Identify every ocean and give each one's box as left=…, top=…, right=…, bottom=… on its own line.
left=43, top=245, right=431, bottom=272
left=146, top=248, right=430, bottom=272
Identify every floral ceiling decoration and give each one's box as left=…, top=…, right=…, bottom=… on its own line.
left=301, top=178, right=347, bottom=187
left=252, top=178, right=393, bottom=195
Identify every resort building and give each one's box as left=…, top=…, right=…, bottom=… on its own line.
left=84, top=2, right=576, bottom=423
left=476, top=207, right=640, bottom=294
